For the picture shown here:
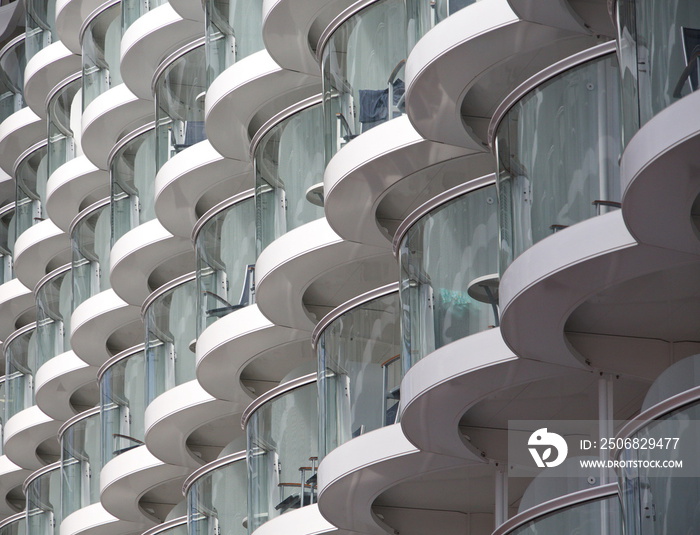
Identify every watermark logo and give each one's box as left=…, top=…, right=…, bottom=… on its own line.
left=528, top=428, right=568, bottom=468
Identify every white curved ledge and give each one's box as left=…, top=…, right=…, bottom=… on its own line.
left=144, top=380, right=242, bottom=468
left=324, top=116, right=492, bottom=247
left=35, top=350, right=98, bottom=421
left=60, top=502, right=149, bottom=535
left=13, top=220, right=70, bottom=290
left=120, top=4, right=203, bottom=100
left=46, top=156, right=109, bottom=232
left=508, top=0, right=614, bottom=37
left=251, top=505, right=337, bottom=535
left=100, top=445, right=190, bottom=524
left=205, top=50, right=320, bottom=161
left=0, top=107, right=44, bottom=175
left=317, top=424, right=472, bottom=535
left=4, top=406, right=60, bottom=470
left=256, top=218, right=391, bottom=331
left=0, top=456, right=29, bottom=517
left=196, top=304, right=312, bottom=402
left=70, top=289, right=143, bottom=367
left=168, top=0, right=204, bottom=23
left=154, top=140, right=251, bottom=238
left=56, top=0, right=111, bottom=54
left=405, top=0, right=597, bottom=149
left=110, top=219, right=195, bottom=306
left=24, top=42, right=81, bottom=119
left=0, top=279, right=35, bottom=340
left=81, top=84, right=154, bottom=170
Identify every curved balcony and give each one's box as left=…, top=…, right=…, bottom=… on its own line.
left=120, top=3, right=203, bottom=101
left=170, top=0, right=203, bottom=23
left=0, top=279, right=35, bottom=340
left=13, top=219, right=69, bottom=291
left=205, top=50, right=319, bottom=161
left=0, top=204, right=16, bottom=284
left=24, top=461, right=61, bottom=535
left=4, top=403, right=60, bottom=470
left=35, top=264, right=71, bottom=370
left=0, top=170, right=13, bottom=207
left=508, top=0, right=614, bottom=35
left=0, top=454, right=29, bottom=518
left=0, top=35, right=27, bottom=127
left=59, top=502, right=146, bottom=535
left=5, top=323, right=40, bottom=425
left=55, top=0, right=113, bottom=54
left=139, top=517, right=186, bottom=535
left=47, top=74, right=82, bottom=182
left=193, top=191, right=255, bottom=338
left=25, top=0, right=58, bottom=63
left=313, top=284, right=400, bottom=458
left=23, top=44, right=81, bottom=120
left=0, top=108, right=44, bottom=176
left=14, top=140, right=48, bottom=241
left=0, top=513, right=25, bottom=535
left=250, top=505, right=334, bottom=535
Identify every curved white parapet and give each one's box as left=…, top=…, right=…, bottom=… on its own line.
left=56, top=0, right=111, bottom=54
left=120, top=4, right=203, bottom=100
left=35, top=351, right=98, bottom=421
left=507, top=0, right=614, bottom=37
left=324, top=116, right=493, bottom=247
left=24, top=42, right=81, bottom=119
left=110, top=219, right=195, bottom=306
left=405, top=0, right=596, bottom=149
left=70, top=289, right=143, bottom=367
left=0, top=279, right=35, bottom=340
left=4, top=406, right=61, bottom=470
left=155, top=141, right=252, bottom=238
left=13, top=220, right=70, bottom=290
left=81, top=84, right=154, bottom=170
left=168, top=0, right=204, bottom=23
left=251, top=505, right=337, bottom=535
left=0, top=456, right=29, bottom=517
left=196, top=304, right=312, bottom=402
left=317, top=424, right=474, bottom=535
left=205, top=50, right=320, bottom=161
left=0, top=107, right=44, bottom=175
left=60, top=502, right=150, bottom=535
left=621, top=90, right=700, bottom=256
left=46, top=156, right=109, bottom=232
left=100, top=445, right=191, bottom=524
left=256, top=218, right=392, bottom=331
left=144, top=380, right=243, bottom=468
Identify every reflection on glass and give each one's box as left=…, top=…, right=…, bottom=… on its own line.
left=144, top=518, right=188, bottom=535
left=246, top=377, right=318, bottom=532
left=317, top=290, right=400, bottom=458
left=430, top=0, right=478, bottom=24
left=0, top=378, right=6, bottom=454
left=15, top=142, right=48, bottom=239
left=26, top=463, right=61, bottom=535
left=26, top=0, right=56, bottom=61
left=399, top=183, right=499, bottom=370
left=4, top=324, right=39, bottom=422
left=60, top=409, right=101, bottom=520
left=122, top=0, right=166, bottom=35
left=99, top=346, right=146, bottom=467
left=36, top=265, right=72, bottom=371
left=0, top=204, right=16, bottom=284
left=155, top=42, right=207, bottom=172
left=496, top=53, right=621, bottom=270
left=144, top=275, right=197, bottom=404
left=194, top=192, right=255, bottom=337
left=321, top=0, right=431, bottom=162
left=0, top=513, right=26, bottom=535
left=512, top=495, right=620, bottom=535
left=47, top=75, right=82, bottom=179
left=71, top=199, right=112, bottom=313
left=254, top=102, right=324, bottom=254
left=0, top=35, right=26, bottom=124
left=82, top=2, right=123, bottom=110
left=204, top=0, right=263, bottom=86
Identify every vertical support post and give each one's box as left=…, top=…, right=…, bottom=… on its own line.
left=494, top=466, right=508, bottom=528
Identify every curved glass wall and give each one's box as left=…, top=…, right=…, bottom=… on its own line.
left=245, top=376, right=318, bottom=532
left=143, top=518, right=188, bottom=535
left=144, top=274, right=197, bottom=404
left=4, top=324, right=38, bottom=422
left=47, top=75, right=82, bottom=179
left=316, top=289, right=401, bottom=458
left=204, top=0, right=264, bottom=87
left=398, top=182, right=499, bottom=370
left=110, top=124, right=157, bottom=245
left=0, top=204, right=16, bottom=284
left=25, top=462, right=61, bottom=535
left=82, top=1, right=123, bottom=110
left=194, top=192, right=255, bottom=337
left=0, top=35, right=26, bottom=125
left=99, top=345, right=146, bottom=466
left=155, top=42, right=207, bottom=173
left=321, top=0, right=432, bottom=162
left=71, top=199, right=111, bottom=313
left=36, top=265, right=72, bottom=371
left=26, top=0, right=56, bottom=61
left=0, top=513, right=26, bottom=535
left=60, top=408, right=101, bottom=520
left=254, top=102, right=325, bottom=254
left=186, top=451, right=247, bottom=535
left=0, top=377, right=6, bottom=453
left=15, top=142, right=48, bottom=239
left=616, top=0, right=700, bottom=143
left=122, top=0, right=166, bottom=35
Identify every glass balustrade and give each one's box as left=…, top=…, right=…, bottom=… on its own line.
left=0, top=513, right=25, bottom=535
left=36, top=264, right=72, bottom=371
left=430, top=0, right=479, bottom=24
left=82, top=1, right=122, bottom=110
left=122, top=0, right=166, bottom=35
left=15, top=141, right=48, bottom=240
left=144, top=274, right=197, bottom=405
left=99, top=345, right=146, bottom=466
left=0, top=35, right=26, bottom=125
left=143, top=517, right=188, bottom=535
left=254, top=101, right=324, bottom=255
left=25, top=462, right=61, bottom=535
left=155, top=41, right=207, bottom=173
left=316, top=287, right=400, bottom=458
left=0, top=204, right=16, bottom=284
left=4, top=323, right=38, bottom=422
left=397, top=181, right=499, bottom=370
left=193, top=191, right=255, bottom=337
left=47, top=74, right=82, bottom=180
left=0, top=377, right=6, bottom=453
left=26, top=0, right=56, bottom=61
left=496, top=50, right=622, bottom=271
